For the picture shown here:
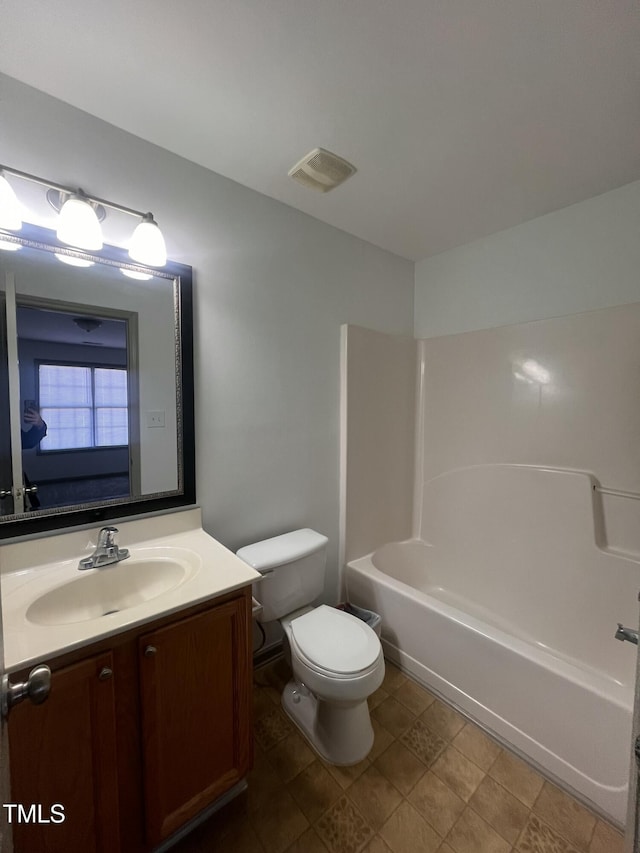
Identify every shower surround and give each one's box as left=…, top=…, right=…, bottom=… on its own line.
left=341, top=308, right=640, bottom=825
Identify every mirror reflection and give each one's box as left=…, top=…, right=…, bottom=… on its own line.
left=1, top=241, right=183, bottom=522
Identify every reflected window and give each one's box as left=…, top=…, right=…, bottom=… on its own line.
left=38, top=363, right=129, bottom=451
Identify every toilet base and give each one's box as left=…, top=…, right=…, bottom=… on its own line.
left=281, top=680, right=374, bottom=766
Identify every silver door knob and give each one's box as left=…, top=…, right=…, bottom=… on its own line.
left=1, top=665, right=51, bottom=718
left=144, top=645, right=157, bottom=657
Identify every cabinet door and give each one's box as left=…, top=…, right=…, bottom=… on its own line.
left=139, top=596, right=251, bottom=846
left=9, top=651, right=120, bottom=853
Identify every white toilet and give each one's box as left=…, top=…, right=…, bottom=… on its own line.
left=237, top=528, right=385, bottom=765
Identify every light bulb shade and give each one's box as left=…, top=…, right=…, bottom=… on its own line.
left=0, top=173, right=22, bottom=231
left=57, top=195, right=103, bottom=250
left=129, top=214, right=166, bottom=266
left=0, top=240, right=21, bottom=252
left=54, top=253, right=94, bottom=268
left=121, top=268, right=153, bottom=281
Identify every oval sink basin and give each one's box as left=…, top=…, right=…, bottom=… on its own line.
left=26, top=558, right=192, bottom=626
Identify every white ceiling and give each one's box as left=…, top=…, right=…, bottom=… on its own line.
left=2, top=1, right=639, bottom=261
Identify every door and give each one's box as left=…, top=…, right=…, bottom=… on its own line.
left=138, top=596, right=252, bottom=847
left=8, top=652, right=120, bottom=853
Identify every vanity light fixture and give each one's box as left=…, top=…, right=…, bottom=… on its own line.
left=121, top=268, right=153, bottom=281
left=54, top=254, right=94, bottom=268
left=51, top=189, right=104, bottom=251
left=0, top=170, right=22, bottom=231
left=0, top=165, right=168, bottom=268
left=0, top=169, right=23, bottom=249
left=129, top=212, right=167, bottom=267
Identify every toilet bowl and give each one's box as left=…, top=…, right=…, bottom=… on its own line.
left=281, top=605, right=385, bottom=765
left=236, top=529, right=384, bottom=765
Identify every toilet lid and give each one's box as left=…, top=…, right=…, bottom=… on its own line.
left=290, top=605, right=380, bottom=675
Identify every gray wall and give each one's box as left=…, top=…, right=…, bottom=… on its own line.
left=415, top=179, right=640, bottom=339
left=0, top=74, right=414, bottom=599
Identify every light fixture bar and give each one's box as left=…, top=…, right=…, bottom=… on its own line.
left=0, top=164, right=148, bottom=221
left=0, top=163, right=168, bottom=268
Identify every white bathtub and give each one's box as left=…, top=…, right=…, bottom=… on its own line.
left=345, top=540, right=637, bottom=826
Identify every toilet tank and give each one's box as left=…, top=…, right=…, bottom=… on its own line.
left=236, top=529, right=328, bottom=622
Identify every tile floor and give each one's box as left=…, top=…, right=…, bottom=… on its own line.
left=174, top=657, right=625, bottom=853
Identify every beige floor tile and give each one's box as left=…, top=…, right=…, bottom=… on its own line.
left=452, top=723, right=501, bottom=771
left=250, top=788, right=309, bottom=853
left=347, top=765, right=403, bottom=831
left=408, top=771, right=465, bottom=837
left=247, top=749, right=284, bottom=813
left=362, top=836, right=394, bottom=853
left=287, top=760, right=343, bottom=823
left=267, top=731, right=316, bottom=783
left=315, top=795, right=375, bottom=853
left=255, top=685, right=279, bottom=719
left=379, top=801, right=441, bottom=853
left=205, top=821, right=266, bottom=853
left=400, top=718, right=447, bottom=766
left=489, top=750, right=544, bottom=808
left=393, top=679, right=436, bottom=715
left=285, top=827, right=329, bottom=852
left=447, top=807, right=511, bottom=853
left=369, top=686, right=390, bottom=711
left=369, top=717, right=395, bottom=762
left=324, top=758, right=371, bottom=790
left=420, top=700, right=466, bottom=741
left=469, top=775, right=529, bottom=844
left=589, top=819, right=624, bottom=853
left=516, top=813, right=581, bottom=853
left=261, top=657, right=293, bottom=691
left=253, top=664, right=286, bottom=701
left=371, top=696, right=416, bottom=738
left=255, top=706, right=294, bottom=751
left=374, top=742, right=427, bottom=796
left=532, top=782, right=596, bottom=852
left=382, top=661, right=407, bottom=693
left=431, top=746, right=485, bottom=803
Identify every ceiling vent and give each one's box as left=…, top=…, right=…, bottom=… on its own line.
left=288, top=148, right=356, bottom=193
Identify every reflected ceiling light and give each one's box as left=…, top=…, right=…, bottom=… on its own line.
left=0, top=171, right=22, bottom=231
left=0, top=164, right=169, bottom=271
left=0, top=239, right=21, bottom=252
left=121, top=268, right=153, bottom=281
left=73, top=316, right=102, bottom=333
left=513, top=358, right=551, bottom=386
left=54, top=253, right=94, bottom=268
left=55, top=191, right=103, bottom=251
left=129, top=213, right=167, bottom=266
left=521, top=359, right=551, bottom=384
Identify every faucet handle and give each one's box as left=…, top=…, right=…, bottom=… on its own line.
left=98, top=526, right=119, bottom=547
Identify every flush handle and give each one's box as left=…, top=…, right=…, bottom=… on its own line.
left=1, top=665, right=51, bottom=718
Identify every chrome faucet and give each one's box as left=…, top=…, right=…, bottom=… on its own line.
left=78, top=526, right=130, bottom=571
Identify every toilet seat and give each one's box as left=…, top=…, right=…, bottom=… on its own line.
left=289, top=605, right=381, bottom=676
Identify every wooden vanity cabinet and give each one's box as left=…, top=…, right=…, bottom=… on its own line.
left=8, top=650, right=121, bottom=853
left=8, top=587, right=253, bottom=853
left=139, top=596, right=252, bottom=846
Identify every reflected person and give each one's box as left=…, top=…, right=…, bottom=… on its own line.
left=22, top=404, right=47, bottom=449
left=22, top=404, right=47, bottom=509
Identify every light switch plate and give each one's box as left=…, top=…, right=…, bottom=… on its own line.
left=147, top=410, right=165, bottom=428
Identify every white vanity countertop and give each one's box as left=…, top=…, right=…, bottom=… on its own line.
left=0, top=509, right=260, bottom=673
